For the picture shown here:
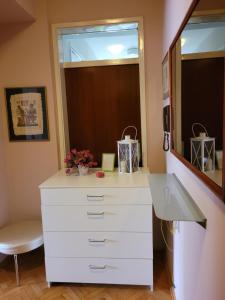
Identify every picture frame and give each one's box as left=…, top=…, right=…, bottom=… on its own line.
left=102, top=153, right=115, bottom=172
left=162, top=53, right=170, bottom=100
left=5, top=87, right=49, bottom=141
left=216, top=150, right=223, bottom=170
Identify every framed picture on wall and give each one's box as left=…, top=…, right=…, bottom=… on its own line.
left=162, top=53, right=170, bottom=100
left=5, top=87, right=49, bottom=141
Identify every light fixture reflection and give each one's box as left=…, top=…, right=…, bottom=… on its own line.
left=181, top=37, right=186, bottom=47
left=107, top=44, right=125, bottom=54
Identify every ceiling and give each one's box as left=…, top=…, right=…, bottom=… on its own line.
left=0, top=0, right=35, bottom=23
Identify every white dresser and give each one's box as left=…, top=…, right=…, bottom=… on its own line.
left=39, top=169, right=153, bottom=289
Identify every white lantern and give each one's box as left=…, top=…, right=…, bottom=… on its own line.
left=117, top=126, right=139, bottom=173
left=190, top=123, right=215, bottom=172
left=191, top=137, right=215, bottom=172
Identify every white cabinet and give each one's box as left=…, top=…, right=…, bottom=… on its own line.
left=40, top=170, right=153, bottom=288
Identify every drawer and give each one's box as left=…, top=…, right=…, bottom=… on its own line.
left=41, top=187, right=152, bottom=206
left=44, top=232, right=153, bottom=259
left=45, top=257, right=153, bottom=286
left=41, top=205, right=152, bottom=232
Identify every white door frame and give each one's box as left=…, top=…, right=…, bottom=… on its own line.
left=52, top=17, right=148, bottom=169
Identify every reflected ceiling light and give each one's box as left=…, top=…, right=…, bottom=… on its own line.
left=107, top=44, right=125, bottom=54
left=181, top=37, right=186, bottom=47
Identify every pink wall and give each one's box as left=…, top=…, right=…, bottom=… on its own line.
left=0, top=119, right=8, bottom=262
left=0, top=0, right=58, bottom=222
left=0, top=101, right=9, bottom=227
left=0, top=42, right=9, bottom=259
left=163, top=1, right=225, bottom=299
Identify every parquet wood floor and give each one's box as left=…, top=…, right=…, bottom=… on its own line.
left=0, top=248, right=172, bottom=300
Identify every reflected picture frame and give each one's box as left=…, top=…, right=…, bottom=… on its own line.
left=102, top=153, right=115, bottom=172
left=162, top=53, right=170, bottom=100
left=216, top=151, right=223, bottom=170
left=5, top=86, right=49, bottom=141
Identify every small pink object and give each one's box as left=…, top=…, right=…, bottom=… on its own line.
left=96, top=171, right=105, bottom=178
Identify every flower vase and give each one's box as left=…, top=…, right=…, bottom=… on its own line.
left=78, top=165, right=89, bottom=176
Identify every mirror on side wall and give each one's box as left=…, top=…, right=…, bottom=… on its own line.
left=170, top=0, right=225, bottom=199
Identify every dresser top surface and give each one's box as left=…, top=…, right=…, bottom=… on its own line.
left=39, top=169, right=150, bottom=189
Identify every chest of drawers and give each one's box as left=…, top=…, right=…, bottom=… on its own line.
left=40, top=170, right=153, bottom=289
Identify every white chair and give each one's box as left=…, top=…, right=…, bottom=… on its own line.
left=0, top=220, right=43, bottom=286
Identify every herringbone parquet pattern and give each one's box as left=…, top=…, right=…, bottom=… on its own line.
left=0, top=248, right=172, bottom=300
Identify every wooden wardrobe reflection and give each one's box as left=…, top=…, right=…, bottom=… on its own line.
left=64, top=64, right=142, bottom=166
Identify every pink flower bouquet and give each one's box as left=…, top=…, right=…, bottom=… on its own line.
left=64, top=149, right=97, bottom=174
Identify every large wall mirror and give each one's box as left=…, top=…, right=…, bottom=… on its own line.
left=170, top=0, right=225, bottom=199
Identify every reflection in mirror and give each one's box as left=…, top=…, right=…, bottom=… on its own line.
left=171, top=1, right=225, bottom=189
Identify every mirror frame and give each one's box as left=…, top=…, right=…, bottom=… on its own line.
left=169, top=0, right=225, bottom=201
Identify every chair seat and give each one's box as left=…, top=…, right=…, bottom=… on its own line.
left=0, top=221, right=43, bottom=255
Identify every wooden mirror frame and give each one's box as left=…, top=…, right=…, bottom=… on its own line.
left=169, top=0, right=225, bottom=201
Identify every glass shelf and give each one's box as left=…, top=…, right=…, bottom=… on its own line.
left=149, top=173, right=207, bottom=228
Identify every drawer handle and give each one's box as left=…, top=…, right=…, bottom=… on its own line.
left=88, top=238, right=106, bottom=243
left=89, top=264, right=106, bottom=270
left=87, top=195, right=104, bottom=201
left=87, top=211, right=104, bottom=216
